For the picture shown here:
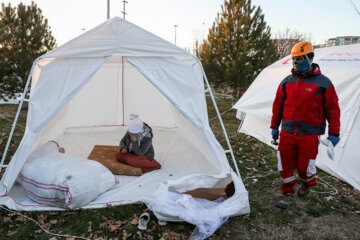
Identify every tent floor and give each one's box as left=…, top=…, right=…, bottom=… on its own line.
left=0, top=126, right=223, bottom=211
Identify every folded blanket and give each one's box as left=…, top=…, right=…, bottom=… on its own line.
left=88, top=145, right=142, bottom=176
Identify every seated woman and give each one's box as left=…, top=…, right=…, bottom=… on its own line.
left=116, top=117, right=161, bottom=173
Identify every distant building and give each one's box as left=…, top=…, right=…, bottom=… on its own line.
left=325, top=36, right=360, bottom=47
left=313, top=44, right=325, bottom=49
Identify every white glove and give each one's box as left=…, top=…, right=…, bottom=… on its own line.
left=321, top=139, right=334, bottom=160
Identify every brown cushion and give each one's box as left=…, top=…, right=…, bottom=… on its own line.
left=183, top=188, right=227, bottom=201
left=88, top=145, right=142, bottom=176
left=183, top=182, right=235, bottom=201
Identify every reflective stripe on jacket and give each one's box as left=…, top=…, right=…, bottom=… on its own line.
left=271, top=64, right=340, bottom=135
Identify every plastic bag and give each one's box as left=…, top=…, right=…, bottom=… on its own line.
left=321, top=139, right=335, bottom=160
left=143, top=185, right=229, bottom=240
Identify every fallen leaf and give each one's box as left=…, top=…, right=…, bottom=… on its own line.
left=106, top=219, right=115, bottom=225
left=49, top=212, right=58, bottom=215
left=109, top=220, right=126, bottom=232
left=146, top=220, right=157, bottom=232
left=6, top=230, right=18, bottom=237
left=63, top=211, right=76, bottom=216
left=136, top=231, right=143, bottom=240
left=2, top=217, right=12, bottom=223
left=353, top=189, right=360, bottom=197
left=7, top=212, right=17, bottom=217
left=355, top=210, right=360, bottom=215
left=324, top=196, right=334, bottom=201
left=332, top=177, right=341, bottom=182
left=242, top=214, right=250, bottom=220
left=145, top=235, right=154, bottom=240
left=88, top=221, right=92, bottom=232
left=15, top=216, right=27, bottom=222
left=257, top=225, right=268, bottom=232
left=35, top=230, right=43, bottom=234
left=109, top=224, right=120, bottom=232
left=37, top=214, right=47, bottom=225
left=130, top=214, right=139, bottom=225
left=65, top=238, right=75, bottom=240
left=99, top=222, right=106, bottom=228
left=49, top=220, right=58, bottom=225
left=122, top=230, right=132, bottom=240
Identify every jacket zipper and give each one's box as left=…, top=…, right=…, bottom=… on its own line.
left=315, top=99, right=321, bottom=117
left=294, top=77, right=303, bottom=135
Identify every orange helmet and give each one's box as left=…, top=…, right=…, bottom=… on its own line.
left=291, top=41, right=314, bottom=57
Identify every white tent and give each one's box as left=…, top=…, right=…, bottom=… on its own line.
left=234, top=44, right=360, bottom=190
left=0, top=17, right=250, bottom=218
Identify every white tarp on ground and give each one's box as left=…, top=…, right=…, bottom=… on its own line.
left=0, top=17, right=250, bottom=218
left=234, top=44, right=360, bottom=190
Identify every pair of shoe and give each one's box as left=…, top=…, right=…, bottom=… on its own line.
left=276, top=185, right=310, bottom=209
left=138, top=213, right=167, bottom=230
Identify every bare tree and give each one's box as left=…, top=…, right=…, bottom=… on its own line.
left=274, top=28, right=311, bottom=58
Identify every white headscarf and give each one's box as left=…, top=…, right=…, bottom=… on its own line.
left=128, top=117, right=151, bottom=151
left=128, top=118, right=144, bottom=134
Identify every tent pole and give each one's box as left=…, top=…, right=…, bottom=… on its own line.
left=199, top=62, right=241, bottom=177
left=0, top=61, right=36, bottom=172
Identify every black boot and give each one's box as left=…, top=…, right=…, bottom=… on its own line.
left=297, top=185, right=310, bottom=198
left=276, top=193, right=295, bottom=209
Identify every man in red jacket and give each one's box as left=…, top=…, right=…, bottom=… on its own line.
left=270, top=41, right=340, bottom=209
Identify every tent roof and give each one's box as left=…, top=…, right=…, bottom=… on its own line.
left=42, top=17, right=196, bottom=60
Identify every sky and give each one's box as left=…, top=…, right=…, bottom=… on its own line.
left=3, top=0, right=360, bottom=50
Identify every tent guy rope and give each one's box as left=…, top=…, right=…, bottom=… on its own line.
left=243, top=171, right=339, bottom=196
left=0, top=205, right=90, bottom=240
left=0, top=114, right=25, bottom=129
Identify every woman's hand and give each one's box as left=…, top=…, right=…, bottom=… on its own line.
left=130, top=133, right=137, bottom=142
left=121, top=148, right=128, bottom=154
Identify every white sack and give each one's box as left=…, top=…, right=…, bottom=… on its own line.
left=17, top=142, right=118, bottom=209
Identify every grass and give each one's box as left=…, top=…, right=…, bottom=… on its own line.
left=1, top=97, right=360, bottom=240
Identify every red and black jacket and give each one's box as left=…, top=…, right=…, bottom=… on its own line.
left=271, top=64, right=340, bottom=136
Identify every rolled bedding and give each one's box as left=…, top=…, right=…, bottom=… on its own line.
left=17, top=142, right=118, bottom=209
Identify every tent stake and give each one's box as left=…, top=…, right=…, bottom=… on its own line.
left=199, top=61, right=241, bottom=177
left=0, top=61, right=36, bottom=173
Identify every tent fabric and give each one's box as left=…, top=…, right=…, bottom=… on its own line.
left=233, top=44, right=360, bottom=190
left=41, top=18, right=195, bottom=60
left=0, top=17, right=250, bottom=217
